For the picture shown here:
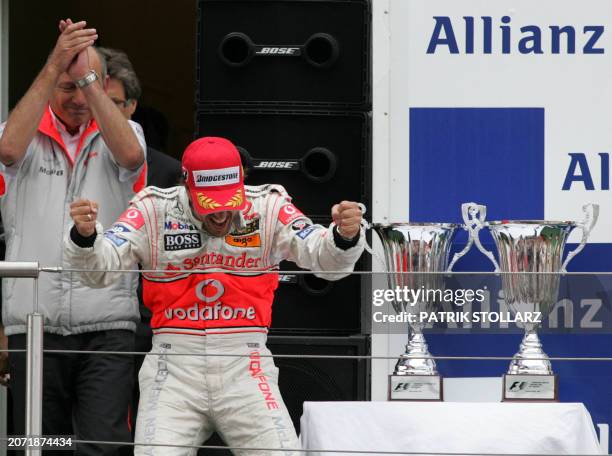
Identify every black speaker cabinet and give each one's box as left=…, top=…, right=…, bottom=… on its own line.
left=199, top=335, right=370, bottom=455
left=196, top=0, right=371, bottom=109
left=272, top=255, right=367, bottom=335
left=268, top=335, right=370, bottom=429
left=196, top=109, right=371, bottom=220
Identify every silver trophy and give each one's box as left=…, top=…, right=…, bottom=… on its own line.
left=463, top=202, right=599, bottom=400
left=373, top=222, right=467, bottom=400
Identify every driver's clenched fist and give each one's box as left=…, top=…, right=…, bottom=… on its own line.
left=70, top=199, right=99, bottom=237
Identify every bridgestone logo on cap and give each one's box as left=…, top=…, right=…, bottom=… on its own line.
left=193, top=167, right=240, bottom=187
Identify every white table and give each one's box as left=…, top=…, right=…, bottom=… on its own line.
left=300, top=402, right=602, bottom=455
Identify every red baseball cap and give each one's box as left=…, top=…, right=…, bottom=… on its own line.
left=182, top=137, right=246, bottom=216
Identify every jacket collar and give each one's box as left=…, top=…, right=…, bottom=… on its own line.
left=37, top=106, right=99, bottom=166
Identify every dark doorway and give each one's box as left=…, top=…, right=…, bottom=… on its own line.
left=8, top=0, right=197, bottom=159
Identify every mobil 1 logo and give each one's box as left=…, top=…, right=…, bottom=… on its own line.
left=164, top=233, right=202, bottom=251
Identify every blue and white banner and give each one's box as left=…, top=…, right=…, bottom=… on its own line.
left=373, top=0, right=612, bottom=443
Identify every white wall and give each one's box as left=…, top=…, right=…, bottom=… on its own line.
left=370, top=0, right=612, bottom=400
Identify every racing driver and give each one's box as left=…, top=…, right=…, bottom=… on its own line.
left=65, top=136, right=364, bottom=455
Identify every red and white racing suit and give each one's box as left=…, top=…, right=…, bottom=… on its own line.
left=66, top=184, right=364, bottom=456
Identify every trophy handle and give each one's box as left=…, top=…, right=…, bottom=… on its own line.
left=448, top=202, right=500, bottom=272
left=357, top=203, right=373, bottom=255
left=561, top=203, right=599, bottom=272
left=357, top=203, right=370, bottom=232
left=357, top=203, right=386, bottom=269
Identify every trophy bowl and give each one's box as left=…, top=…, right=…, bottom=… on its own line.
left=463, top=203, right=599, bottom=400
left=373, top=223, right=459, bottom=399
left=488, top=221, right=576, bottom=376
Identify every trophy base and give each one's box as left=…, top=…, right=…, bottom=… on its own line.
left=503, top=374, right=558, bottom=401
left=388, top=375, right=443, bottom=401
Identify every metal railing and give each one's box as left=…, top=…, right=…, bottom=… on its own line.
left=2, top=264, right=612, bottom=455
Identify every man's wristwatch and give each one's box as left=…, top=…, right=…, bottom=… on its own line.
left=74, top=70, right=99, bottom=88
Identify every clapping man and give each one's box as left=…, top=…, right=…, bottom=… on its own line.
left=0, top=19, right=145, bottom=455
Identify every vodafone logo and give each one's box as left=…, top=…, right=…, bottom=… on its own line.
left=195, top=279, right=225, bottom=304
left=278, top=203, right=304, bottom=225
left=117, top=207, right=145, bottom=230
left=283, top=205, right=297, bottom=215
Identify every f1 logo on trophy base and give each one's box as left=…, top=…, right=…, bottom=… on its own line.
left=503, top=375, right=558, bottom=401
left=388, top=374, right=444, bottom=402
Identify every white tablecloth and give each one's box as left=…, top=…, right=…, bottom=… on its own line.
left=300, top=402, right=602, bottom=455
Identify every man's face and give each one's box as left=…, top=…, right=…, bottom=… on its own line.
left=200, top=211, right=235, bottom=237
left=106, top=78, right=137, bottom=119
left=186, top=184, right=238, bottom=237
left=49, top=50, right=104, bottom=133
left=50, top=72, right=92, bottom=133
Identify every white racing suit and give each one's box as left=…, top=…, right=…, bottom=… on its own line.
left=65, top=184, right=364, bottom=456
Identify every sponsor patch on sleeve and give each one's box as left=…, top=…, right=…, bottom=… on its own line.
left=105, top=224, right=131, bottom=235
left=117, top=208, right=145, bottom=230
left=278, top=204, right=305, bottom=225
left=296, top=225, right=317, bottom=240
left=104, top=232, right=128, bottom=247
left=290, top=219, right=310, bottom=231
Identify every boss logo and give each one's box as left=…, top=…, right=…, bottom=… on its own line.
left=164, top=233, right=202, bottom=251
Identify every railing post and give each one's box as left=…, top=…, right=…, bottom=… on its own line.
left=0, top=262, right=42, bottom=455
left=25, top=312, right=43, bottom=456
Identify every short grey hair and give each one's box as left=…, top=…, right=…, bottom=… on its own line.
left=96, top=47, right=142, bottom=101
left=92, top=47, right=108, bottom=80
